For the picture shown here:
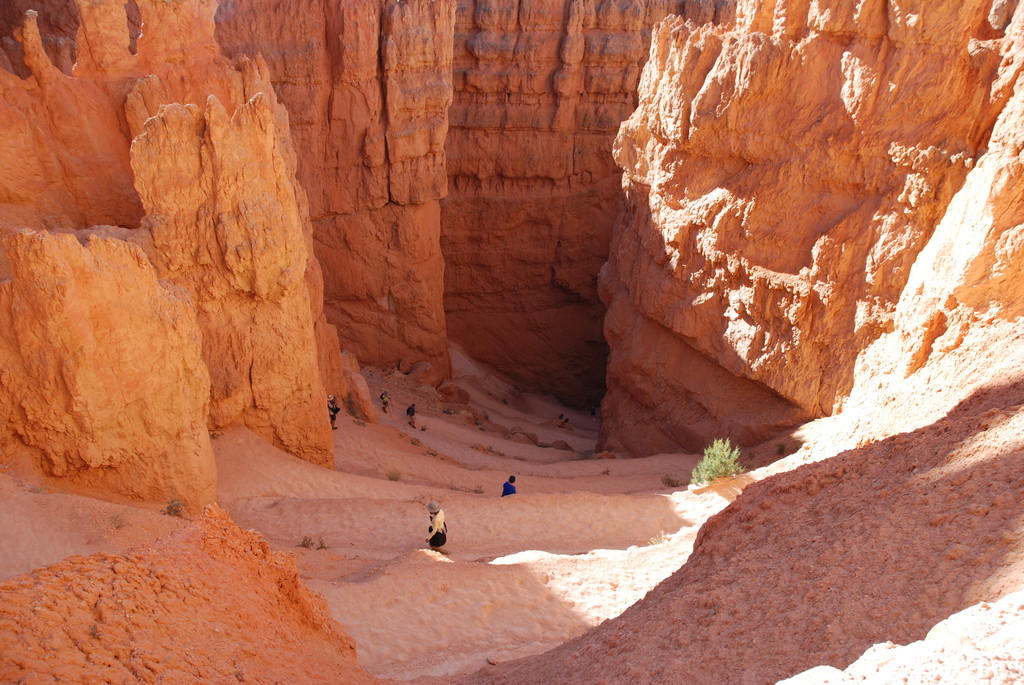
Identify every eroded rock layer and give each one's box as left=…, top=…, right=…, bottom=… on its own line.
left=0, top=0, right=350, bottom=503
left=442, top=0, right=735, bottom=406
left=601, top=0, right=1024, bottom=453
left=216, top=0, right=455, bottom=379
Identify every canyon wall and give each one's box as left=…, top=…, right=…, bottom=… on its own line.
left=0, top=0, right=352, bottom=505
left=216, top=0, right=455, bottom=382
left=216, top=0, right=737, bottom=405
left=601, top=0, right=1024, bottom=454
left=443, top=0, right=735, bottom=407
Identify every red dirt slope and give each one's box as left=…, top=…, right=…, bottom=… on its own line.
left=0, top=505, right=382, bottom=684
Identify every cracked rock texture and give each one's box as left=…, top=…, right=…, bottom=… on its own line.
left=600, top=0, right=1024, bottom=455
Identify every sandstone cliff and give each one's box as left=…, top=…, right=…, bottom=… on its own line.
left=442, top=0, right=735, bottom=407
left=217, top=0, right=455, bottom=381
left=601, top=0, right=1024, bottom=454
left=0, top=506, right=381, bottom=684
left=0, top=0, right=353, bottom=504
left=0, top=230, right=216, bottom=510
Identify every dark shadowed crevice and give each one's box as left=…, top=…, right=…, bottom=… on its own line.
left=0, top=0, right=79, bottom=77
left=125, top=0, right=141, bottom=55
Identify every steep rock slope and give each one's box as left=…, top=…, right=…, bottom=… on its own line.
left=601, top=0, right=1022, bottom=454
left=442, top=0, right=736, bottom=406
left=462, top=378, right=1024, bottom=684
left=0, top=506, right=381, bottom=684
left=0, top=0, right=353, bottom=504
left=216, top=0, right=455, bottom=380
left=0, top=231, right=216, bottom=510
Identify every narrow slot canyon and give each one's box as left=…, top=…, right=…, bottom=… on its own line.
left=2, top=1, right=1024, bottom=684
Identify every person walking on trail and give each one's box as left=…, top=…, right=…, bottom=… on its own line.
left=406, top=403, right=416, bottom=428
left=502, top=475, right=516, bottom=497
left=426, top=501, right=447, bottom=553
left=380, top=391, right=390, bottom=413
left=327, top=395, right=341, bottom=430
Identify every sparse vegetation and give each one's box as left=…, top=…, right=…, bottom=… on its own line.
left=469, top=443, right=505, bottom=456
left=161, top=496, right=185, bottom=517
left=426, top=449, right=438, bottom=457
left=472, top=485, right=484, bottom=494
left=577, top=450, right=597, bottom=460
left=691, top=438, right=744, bottom=486
left=387, top=468, right=402, bottom=481
left=316, top=537, right=327, bottom=550
left=410, top=437, right=423, bottom=447
left=601, top=468, right=611, bottom=476
left=89, top=623, right=100, bottom=639
left=661, top=474, right=682, bottom=488
left=298, top=536, right=314, bottom=549
left=111, top=514, right=126, bottom=530
left=777, top=442, right=787, bottom=456
left=419, top=426, right=427, bottom=432
left=648, top=531, right=670, bottom=545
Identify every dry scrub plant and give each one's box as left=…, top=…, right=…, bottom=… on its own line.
left=691, top=438, right=744, bottom=486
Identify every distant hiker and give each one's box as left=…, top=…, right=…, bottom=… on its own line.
left=327, top=395, right=341, bottom=430
left=502, top=475, right=516, bottom=497
left=380, top=391, right=390, bottom=413
left=406, top=403, right=416, bottom=428
left=426, top=501, right=447, bottom=552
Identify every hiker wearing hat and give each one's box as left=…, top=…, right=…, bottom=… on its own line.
left=426, top=501, right=447, bottom=553
left=327, top=395, right=341, bottom=430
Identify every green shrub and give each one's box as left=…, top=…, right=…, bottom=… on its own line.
left=661, top=474, right=682, bottom=488
left=386, top=468, right=401, bottom=481
left=691, top=438, right=744, bottom=485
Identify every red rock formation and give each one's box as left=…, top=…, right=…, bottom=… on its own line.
left=442, top=0, right=734, bottom=407
left=216, top=0, right=455, bottom=380
left=0, top=230, right=216, bottom=510
left=600, top=0, right=1021, bottom=454
left=0, top=506, right=381, bottom=684
left=0, top=0, right=354, bottom=502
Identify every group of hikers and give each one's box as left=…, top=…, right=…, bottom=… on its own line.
left=329, top=390, right=519, bottom=555
left=326, top=391, right=416, bottom=429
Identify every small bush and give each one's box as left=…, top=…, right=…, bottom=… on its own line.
left=161, top=497, right=185, bottom=517
left=691, top=438, right=744, bottom=486
left=426, top=449, right=438, bottom=457
left=648, top=531, right=670, bottom=545
left=472, top=485, right=484, bottom=494
left=89, top=624, right=100, bottom=639
left=316, top=537, right=327, bottom=550
left=776, top=442, right=787, bottom=456
left=111, top=515, right=126, bottom=530
left=387, top=469, right=401, bottom=481
left=410, top=437, right=423, bottom=447
left=661, top=474, right=682, bottom=488
left=298, top=536, right=314, bottom=549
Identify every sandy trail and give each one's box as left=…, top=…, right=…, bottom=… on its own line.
left=0, top=357, right=738, bottom=682
left=211, top=360, right=734, bottom=681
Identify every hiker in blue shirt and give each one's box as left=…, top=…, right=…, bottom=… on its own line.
left=502, top=475, right=516, bottom=497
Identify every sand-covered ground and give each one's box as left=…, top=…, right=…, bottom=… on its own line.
left=0, top=352, right=741, bottom=681
left=4, top=351, right=1022, bottom=683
